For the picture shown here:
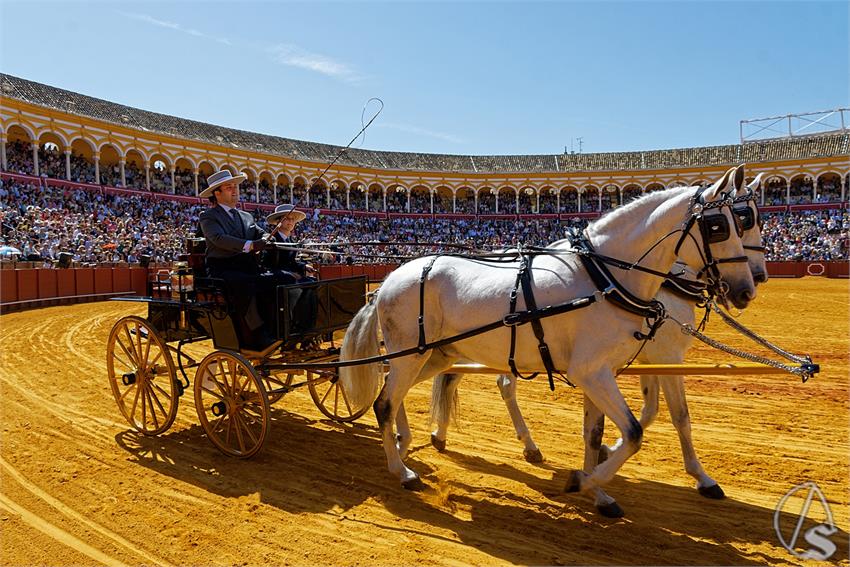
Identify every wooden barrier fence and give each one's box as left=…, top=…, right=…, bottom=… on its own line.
left=0, top=261, right=844, bottom=313
left=0, top=266, right=147, bottom=313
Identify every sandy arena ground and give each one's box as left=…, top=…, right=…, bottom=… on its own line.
left=0, top=278, right=847, bottom=566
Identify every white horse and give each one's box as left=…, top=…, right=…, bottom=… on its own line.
left=339, top=166, right=755, bottom=516
left=429, top=175, right=767, bottom=516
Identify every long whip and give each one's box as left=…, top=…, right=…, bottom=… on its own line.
left=265, top=98, right=384, bottom=241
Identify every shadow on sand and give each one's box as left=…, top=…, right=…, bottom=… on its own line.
left=115, top=406, right=847, bottom=566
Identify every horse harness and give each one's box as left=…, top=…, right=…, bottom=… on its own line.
left=411, top=186, right=748, bottom=390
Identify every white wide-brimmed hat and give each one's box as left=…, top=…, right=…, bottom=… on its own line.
left=266, top=204, right=307, bottom=224
left=200, top=169, right=247, bottom=199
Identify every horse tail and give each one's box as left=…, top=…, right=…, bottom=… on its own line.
left=339, top=299, right=382, bottom=410
left=430, top=373, right=461, bottom=429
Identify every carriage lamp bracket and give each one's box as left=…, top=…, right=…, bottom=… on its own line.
left=122, top=372, right=136, bottom=386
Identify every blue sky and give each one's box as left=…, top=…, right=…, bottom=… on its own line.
left=1, top=1, right=847, bottom=155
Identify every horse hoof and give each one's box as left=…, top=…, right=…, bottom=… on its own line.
left=524, top=448, right=544, bottom=463
left=402, top=476, right=425, bottom=491
left=564, top=470, right=585, bottom=493
left=698, top=483, right=725, bottom=499
left=597, top=445, right=611, bottom=465
left=596, top=501, right=625, bottom=518
left=430, top=433, right=446, bottom=452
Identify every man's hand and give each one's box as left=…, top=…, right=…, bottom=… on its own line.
left=250, top=239, right=273, bottom=252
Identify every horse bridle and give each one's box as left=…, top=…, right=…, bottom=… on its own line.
left=732, top=188, right=765, bottom=254
left=674, top=186, right=750, bottom=286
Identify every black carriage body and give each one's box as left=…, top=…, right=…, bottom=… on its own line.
left=276, top=277, right=367, bottom=341
left=117, top=275, right=367, bottom=351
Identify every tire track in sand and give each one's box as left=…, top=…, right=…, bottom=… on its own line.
left=0, top=455, right=173, bottom=567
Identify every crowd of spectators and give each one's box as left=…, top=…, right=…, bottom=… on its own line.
left=0, top=180, right=202, bottom=264
left=5, top=141, right=846, bottom=216
left=761, top=209, right=848, bottom=262
left=1, top=178, right=847, bottom=267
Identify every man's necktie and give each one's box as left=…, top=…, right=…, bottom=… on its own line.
left=229, top=209, right=243, bottom=238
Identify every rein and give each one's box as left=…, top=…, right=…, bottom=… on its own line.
left=274, top=185, right=817, bottom=384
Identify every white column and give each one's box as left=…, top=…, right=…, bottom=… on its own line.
left=474, top=191, right=478, bottom=214
left=31, top=143, right=39, bottom=176
left=535, top=191, right=540, bottom=214
left=383, top=188, right=387, bottom=212
left=785, top=182, right=790, bottom=205
left=272, top=182, right=278, bottom=204
left=0, top=139, right=6, bottom=170
left=145, top=166, right=151, bottom=191
left=598, top=189, right=602, bottom=211
left=170, top=168, right=177, bottom=194
left=556, top=191, right=560, bottom=213
left=841, top=176, right=847, bottom=202
left=452, top=192, right=457, bottom=213
left=194, top=170, right=199, bottom=197
left=495, top=191, right=499, bottom=214
left=346, top=189, right=350, bottom=210
left=429, top=191, right=434, bottom=214
left=365, top=189, right=369, bottom=211
left=94, top=155, right=100, bottom=185
left=120, top=161, right=126, bottom=188
left=515, top=191, right=519, bottom=214
left=255, top=179, right=260, bottom=203
left=577, top=191, right=582, bottom=212
left=327, top=186, right=332, bottom=208
left=406, top=190, right=411, bottom=212
left=289, top=185, right=294, bottom=203
left=64, top=149, right=72, bottom=180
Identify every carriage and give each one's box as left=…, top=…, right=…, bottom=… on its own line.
left=105, top=238, right=372, bottom=458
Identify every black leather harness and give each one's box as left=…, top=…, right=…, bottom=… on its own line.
left=407, top=186, right=750, bottom=390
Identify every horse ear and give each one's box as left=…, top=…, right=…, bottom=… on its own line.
left=746, top=172, right=764, bottom=193
left=703, top=167, right=735, bottom=201
left=732, top=164, right=746, bottom=191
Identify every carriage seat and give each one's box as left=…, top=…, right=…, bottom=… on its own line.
left=185, top=238, right=207, bottom=278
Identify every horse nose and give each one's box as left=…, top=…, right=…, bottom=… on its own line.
left=753, top=271, right=768, bottom=285
left=736, top=287, right=755, bottom=307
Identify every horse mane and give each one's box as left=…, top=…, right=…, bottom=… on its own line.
left=588, top=186, right=693, bottom=236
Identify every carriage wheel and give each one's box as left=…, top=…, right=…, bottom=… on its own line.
left=307, top=370, right=371, bottom=422
left=260, top=370, right=297, bottom=405
left=106, top=316, right=179, bottom=436
left=194, top=351, right=270, bottom=458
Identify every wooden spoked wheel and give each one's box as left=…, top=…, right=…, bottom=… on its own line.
left=307, top=369, right=371, bottom=422
left=194, top=351, right=270, bottom=458
left=106, top=316, right=179, bottom=436
left=259, top=370, right=297, bottom=405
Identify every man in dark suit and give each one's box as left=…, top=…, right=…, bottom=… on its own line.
left=198, top=169, right=279, bottom=350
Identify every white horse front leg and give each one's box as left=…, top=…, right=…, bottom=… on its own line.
left=565, top=370, right=642, bottom=496
left=639, top=375, right=660, bottom=428
left=600, top=375, right=660, bottom=462
left=581, top=395, right=623, bottom=518
left=660, top=376, right=724, bottom=499
left=496, top=374, right=543, bottom=463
